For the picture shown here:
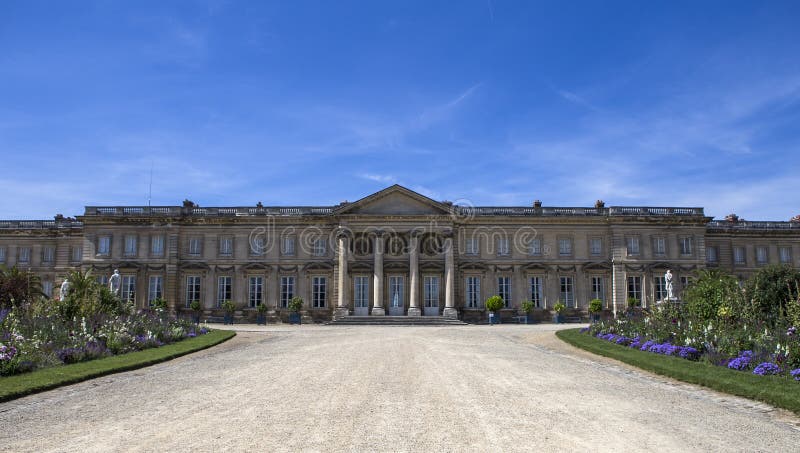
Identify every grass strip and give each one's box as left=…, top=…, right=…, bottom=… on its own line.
left=556, top=328, right=800, bottom=415
left=0, top=329, right=235, bottom=403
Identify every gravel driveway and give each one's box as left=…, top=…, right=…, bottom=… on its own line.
left=1, top=324, right=799, bottom=452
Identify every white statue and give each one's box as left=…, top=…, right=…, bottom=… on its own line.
left=665, top=269, right=674, bottom=300
left=60, top=278, right=70, bottom=300
left=109, top=269, right=121, bottom=296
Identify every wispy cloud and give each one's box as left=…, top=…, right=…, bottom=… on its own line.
left=358, top=173, right=397, bottom=184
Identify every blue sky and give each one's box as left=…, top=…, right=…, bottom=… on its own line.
left=1, top=1, right=799, bottom=220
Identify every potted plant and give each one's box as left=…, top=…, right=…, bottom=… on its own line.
left=256, top=302, right=268, bottom=325
left=485, top=295, right=504, bottom=325
left=189, top=299, right=202, bottom=324
left=626, top=297, right=641, bottom=318
left=287, top=296, right=303, bottom=325
left=222, top=300, right=235, bottom=325
left=553, top=301, right=566, bottom=323
left=150, top=297, right=167, bottom=312
left=520, top=300, right=535, bottom=324
left=588, top=298, right=603, bottom=322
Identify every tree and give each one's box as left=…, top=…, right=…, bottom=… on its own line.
left=683, top=269, right=743, bottom=322
left=0, top=266, right=43, bottom=309
left=745, top=265, right=800, bottom=323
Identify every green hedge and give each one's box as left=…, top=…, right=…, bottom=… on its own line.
left=556, top=328, right=800, bottom=415
left=0, top=329, right=235, bottom=403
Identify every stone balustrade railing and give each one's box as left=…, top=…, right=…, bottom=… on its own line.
left=0, top=220, right=83, bottom=229
left=707, top=220, right=800, bottom=230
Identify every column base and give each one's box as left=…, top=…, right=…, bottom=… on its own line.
left=333, top=307, right=349, bottom=319
left=407, top=307, right=421, bottom=317
left=371, top=307, right=386, bottom=316
left=442, top=307, right=458, bottom=319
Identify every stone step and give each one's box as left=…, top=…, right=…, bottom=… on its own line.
left=326, top=316, right=468, bottom=326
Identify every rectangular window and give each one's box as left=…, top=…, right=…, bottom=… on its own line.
left=627, top=276, right=641, bottom=303
left=560, top=276, right=574, bottom=307
left=42, top=246, right=55, bottom=263
left=186, top=276, right=201, bottom=308
left=217, top=276, right=232, bottom=307
left=151, top=235, right=165, bottom=257
left=251, top=236, right=265, bottom=256
left=680, top=237, right=693, bottom=255
left=189, top=237, right=202, bottom=256
left=389, top=276, right=404, bottom=308
left=148, top=276, right=163, bottom=304
left=653, top=237, right=666, bottom=256
left=312, top=276, right=327, bottom=308
left=591, top=276, right=605, bottom=302
left=249, top=276, right=264, bottom=308
left=18, top=247, right=31, bottom=263
left=465, top=237, right=479, bottom=255
left=558, top=238, right=572, bottom=256
left=71, top=246, right=82, bottom=262
left=734, top=247, right=745, bottom=264
left=354, top=276, right=369, bottom=308
left=0, top=247, right=5, bottom=263
left=121, top=275, right=136, bottom=303
left=282, top=237, right=295, bottom=256
left=219, top=236, right=233, bottom=256
left=466, top=276, right=481, bottom=308
left=280, top=276, right=295, bottom=307
left=706, top=246, right=718, bottom=263
left=779, top=247, right=792, bottom=264
left=529, top=276, right=543, bottom=308
left=680, top=276, right=691, bottom=291
left=756, top=246, right=768, bottom=264
left=498, top=276, right=511, bottom=307
left=98, top=236, right=111, bottom=256
left=312, top=239, right=326, bottom=256
left=124, top=235, right=137, bottom=256
left=529, top=238, right=542, bottom=256
left=96, top=275, right=109, bottom=287
left=589, top=238, right=602, bottom=256
left=496, top=238, right=509, bottom=256
left=655, top=276, right=667, bottom=300
left=626, top=236, right=640, bottom=256
left=42, top=281, right=53, bottom=298
left=424, top=276, right=439, bottom=308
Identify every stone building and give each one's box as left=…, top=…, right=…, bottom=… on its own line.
left=1, top=185, right=798, bottom=322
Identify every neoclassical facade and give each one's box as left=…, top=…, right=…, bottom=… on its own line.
left=1, top=185, right=799, bottom=322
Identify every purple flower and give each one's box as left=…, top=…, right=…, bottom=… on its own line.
left=640, top=340, right=656, bottom=351
left=790, top=369, right=800, bottom=381
left=752, top=362, right=781, bottom=376
left=787, top=326, right=797, bottom=337
left=579, top=327, right=589, bottom=334
left=727, top=356, right=751, bottom=371
left=678, top=347, right=700, bottom=360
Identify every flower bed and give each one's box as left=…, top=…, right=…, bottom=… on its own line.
left=1, top=306, right=209, bottom=376
left=584, top=321, right=799, bottom=382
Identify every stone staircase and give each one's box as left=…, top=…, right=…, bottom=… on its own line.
left=326, top=316, right=469, bottom=326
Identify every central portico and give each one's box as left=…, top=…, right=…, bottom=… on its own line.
left=332, top=185, right=457, bottom=319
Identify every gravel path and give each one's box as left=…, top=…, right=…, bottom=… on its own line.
left=2, top=324, right=799, bottom=452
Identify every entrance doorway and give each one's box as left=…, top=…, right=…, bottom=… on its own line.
left=388, top=276, right=404, bottom=316
left=354, top=276, right=369, bottom=316
left=424, top=276, right=440, bottom=316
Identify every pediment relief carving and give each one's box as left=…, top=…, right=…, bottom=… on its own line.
left=335, top=185, right=451, bottom=216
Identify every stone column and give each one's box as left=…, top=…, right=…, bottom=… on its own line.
left=334, top=231, right=349, bottom=319
left=407, top=232, right=421, bottom=316
left=443, top=234, right=457, bottom=319
left=372, top=232, right=385, bottom=316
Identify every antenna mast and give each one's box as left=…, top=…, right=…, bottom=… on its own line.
left=148, top=161, right=153, bottom=207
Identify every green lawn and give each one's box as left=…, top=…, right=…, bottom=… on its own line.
left=0, top=329, right=235, bottom=403
left=556, top=328, right=800, bottom=415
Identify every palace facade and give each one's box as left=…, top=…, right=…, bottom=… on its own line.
left=1, top=185, right=799, bottom=322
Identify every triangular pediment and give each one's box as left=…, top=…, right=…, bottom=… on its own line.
left=335, top=185, right=451, bottom=216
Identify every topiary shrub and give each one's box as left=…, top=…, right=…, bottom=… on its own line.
left=485, top=295, right=504, bottom=312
